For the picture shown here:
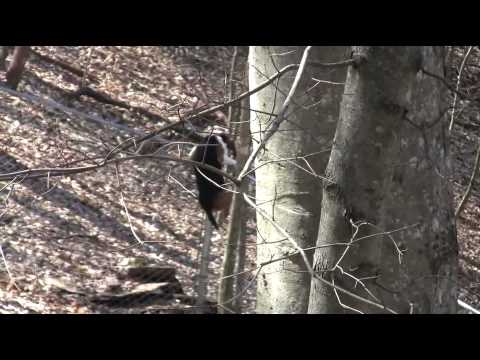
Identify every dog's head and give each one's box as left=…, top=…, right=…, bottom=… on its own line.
left=189, top=127, right=237, bottom=169
left=214, top=133, right=237, bottom=168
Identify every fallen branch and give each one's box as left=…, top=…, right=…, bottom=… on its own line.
left=31, top=47, right=98, bottom=82
left=0, top=84, right=151, bottom=139
left=1, top=55, right=354, bottom=162
left=69, top=85, right=207, bottom=149
left=69, top=86, right=130, bottom=108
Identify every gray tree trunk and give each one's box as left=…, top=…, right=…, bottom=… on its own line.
left=218, top=65, right=251, bottom=314
left=5, top=46, right=29, bottom=90
left=233, top=65, right=252, bottom=313
left=308, top=46, right=458, bottom=314
left=0, top=46, right=9, bottom=70
left=195, top=217, right=213, bottom=313
left=249, top=46, right=348, bottom=313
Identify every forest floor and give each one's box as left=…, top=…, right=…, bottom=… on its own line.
left=448, top=46, right=480, bottom=311
left=0, top=46, right=478, bottom=314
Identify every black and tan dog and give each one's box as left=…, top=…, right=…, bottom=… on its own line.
left=189, top=130, right=237, bottom=229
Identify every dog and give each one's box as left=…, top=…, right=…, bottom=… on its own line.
left=189, top=130, right=237, bottom=229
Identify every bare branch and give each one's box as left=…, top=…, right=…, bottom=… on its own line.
left=458, top=299, right=480, bottom=314
left=449, top=46, right=474, bottom=131
left=0, top=154, right=240, bottom=186
left=0, top=244, right=20, bottom=292
left=455, top=139, right=480, bottom=218
left=238, top=46, right=313, bottom=181
left=332, top=275, right=364, bottom=314
left=241, top=193, right=397, bottom=314
left=114, top=164, right=144, bottom=245
left=421, top=68, right=468, bottom=99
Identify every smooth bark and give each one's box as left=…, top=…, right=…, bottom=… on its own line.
left=308, top=47, right=458, bottom=314
left=249, top=46, right=348, bottom=313
left=218, top=58, right=251, bottom=313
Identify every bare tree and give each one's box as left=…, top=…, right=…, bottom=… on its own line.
left=1, top=46, right=30, bottom=90
left=248, top=46, right=348, bottom=313
left=218, top=55, right=251, bottom=313
left=233, top=83, right=252, bottom=313
left=0, top=46, right=9, bottom=70
left=308, top=46, right=458, bottom=314
left=195, top=219, right=214, bottom=313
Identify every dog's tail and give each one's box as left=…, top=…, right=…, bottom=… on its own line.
left=206, top=210, right=219, bottom=230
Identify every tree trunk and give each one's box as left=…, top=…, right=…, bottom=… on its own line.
left=195, top=217, right=213, bottom=313
left=233, top=213, right=248, bottom=312
left=0, top=46, right=10, bottom=70
left=308, top=46, right=458, bottom=314
left=218, top=72, right=250, bottom=313
left=218, top=56, right=251, bottom=313
left=5, top=46, right=29, bottom=90
left=233, top=56, right=253, bottom=312
left=249, top=46, right=348, bottom=313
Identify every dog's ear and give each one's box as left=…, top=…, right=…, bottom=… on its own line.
left=211, top=135, right=224, bottom=165
left=219, top=134, right=236, bottom=158
left=188, top=143, right=200, bottom=161
left=215, top=134, right=237, bottom=168
left=227, top=136, right=237, bottom=159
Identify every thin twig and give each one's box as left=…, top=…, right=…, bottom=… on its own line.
left=421, top=68, right=467, bottom=99
left=458, top=299, right=480, bottom=314
left=227, top=46, right=238, bottom=131
left=242, top=193, right=397, bottom=314
left=0, top=154, right=240, bottom=186
left=455, top=139, right=480, bottom=218
left=332, top=275, right=364, bottom=314
left=449, top=46, right=473, bottom=131
left=167, top=168, right=197, bottom=198
left=114, top=164, right=144, bottom=245
left=217, top=267, right=262, bottom=313
left=0, top=244, right=20, bottom=292
left=218, top=221, right=420, bottom=283
left=238, top=46, right=313, bottom=181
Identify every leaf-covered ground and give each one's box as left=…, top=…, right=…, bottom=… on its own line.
left=0, top=46, right=257, bottom=313
left=0, top=46, right=478, bottom=313
left=447, top=46, right=480, bottom=311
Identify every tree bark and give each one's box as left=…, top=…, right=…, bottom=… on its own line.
left=5, top=46, right=29, bottom=90
left=195, top=218, right=213, bottom=313
left=0, top=46, right=10, bottom=70
left=217, top=121, right=250, bottom=313
left=308, top=46, right=458, bottom=314
left=218, top=56, right=251, bottom=313
left=249, top=46, right=348, bottom=313
left=233, top=98, right=251, bottom=313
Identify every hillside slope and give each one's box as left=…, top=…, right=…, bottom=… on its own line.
left=0, top=46, right=478, bottom=313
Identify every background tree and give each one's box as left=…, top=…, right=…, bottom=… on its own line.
left=248, top=46, right=348, bottom=313
left=218, top=48, right=250, bottom=313
left=1, top=46, right=30, bottom=90
left=308, top=46, right=458, bottom=314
